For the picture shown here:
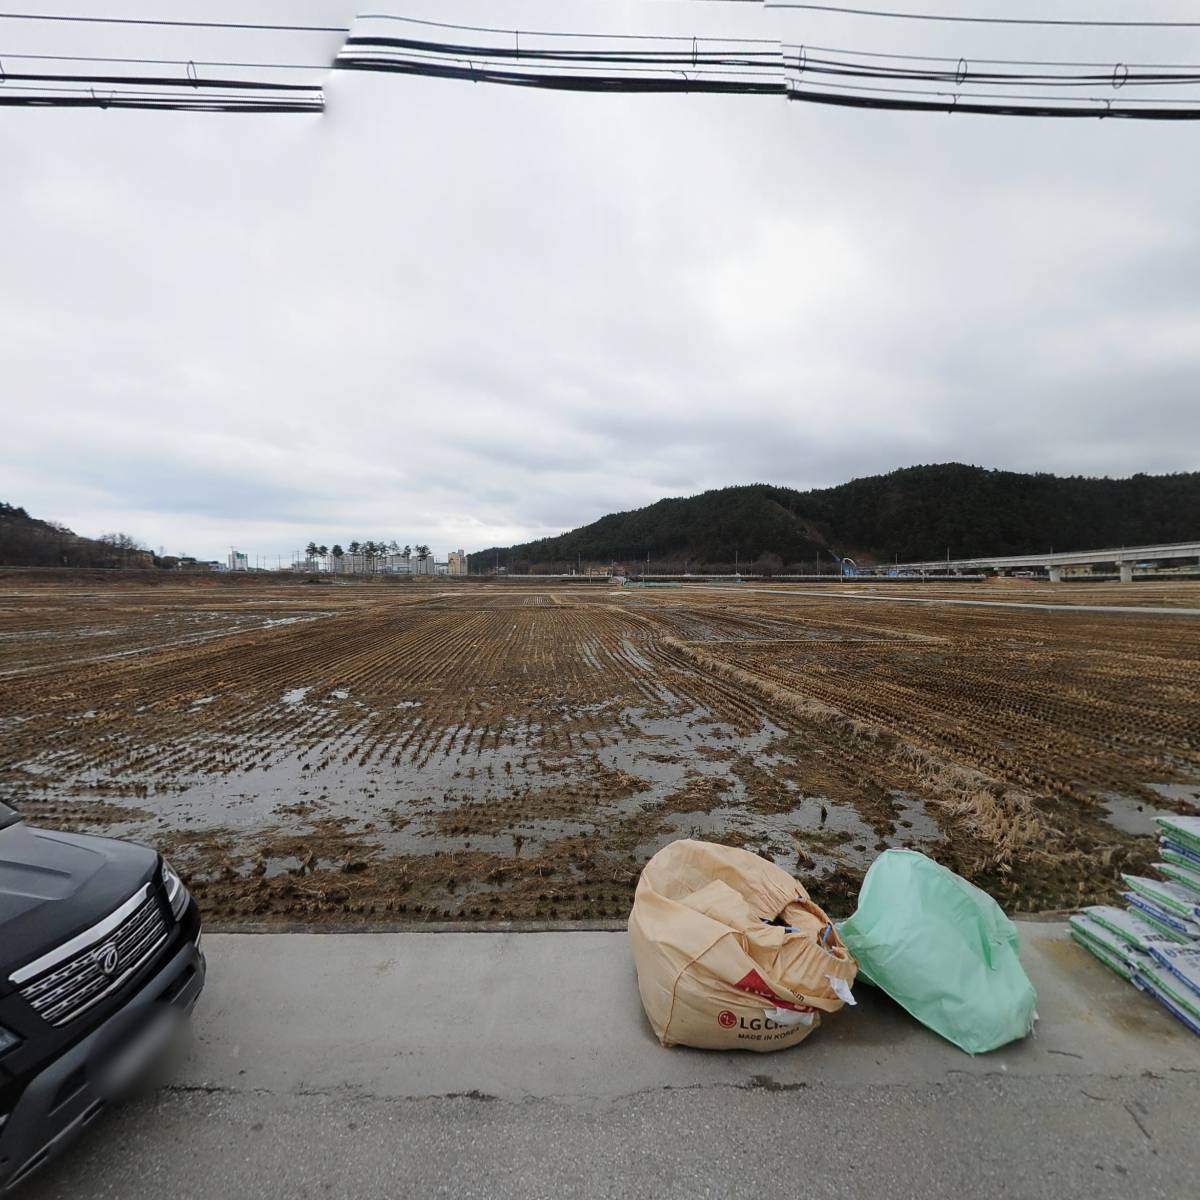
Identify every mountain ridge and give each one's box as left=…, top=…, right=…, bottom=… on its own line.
left=468, top=464, right=1200, bottom=574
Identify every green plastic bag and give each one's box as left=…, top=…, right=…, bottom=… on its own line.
left=838, top=850, right=1037, bottom=1054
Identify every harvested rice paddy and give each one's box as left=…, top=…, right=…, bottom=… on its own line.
left=1, top=574, right=1197, bottom=924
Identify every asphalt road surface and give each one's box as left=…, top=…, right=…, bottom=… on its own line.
left=18, top=925, right=1200, bottom=1200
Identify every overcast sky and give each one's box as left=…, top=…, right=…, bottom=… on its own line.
left=2, top=1, right=1198, bottom=561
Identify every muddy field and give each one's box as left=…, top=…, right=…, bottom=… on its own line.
left=1, top=575, right=1197, bottom=925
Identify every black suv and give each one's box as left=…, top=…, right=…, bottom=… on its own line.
left=0, top=800, right=204, bottom=1192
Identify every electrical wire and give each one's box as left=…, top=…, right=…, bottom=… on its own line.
left=0, top=69, right=323, bottom=90
left=790, top=42, right=1200, bottom=71
left=355, top=13, right=777, bottom=44
left=345, top=49, right=779, bottom=81
left=338, top=18, right=787, bottom=93
left=0, top=52, right=332, bottom=71
left=788, top=50, right=1200, bottom=87
left=790, top=77, right=1200, bottom=105
left=765, top=4, right=1200, bottom=29
left=341, top=59, right=784, bottom=92
left=336, top=15, right=1200, bottom=115
left=0, top=84, right=324, bottom=111
left=0, top=13, right=334, bottom=112
left=0, top=11, right=349, bottom=33
left=8, top=6, right=1200, bottom=119
left=345, top=34, right=781, bottom=68
left=788, top=79, right=1200, bottom=118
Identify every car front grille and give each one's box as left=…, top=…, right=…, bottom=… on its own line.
left=16, top=890, right=169, bottom=1027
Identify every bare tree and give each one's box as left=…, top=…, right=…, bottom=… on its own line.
left=99, top=531, right=148, bottom=568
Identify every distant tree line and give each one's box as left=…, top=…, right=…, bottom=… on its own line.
left=302, top=540, right=431, bottom=572
left=468, top=464, right=1200, bottom=575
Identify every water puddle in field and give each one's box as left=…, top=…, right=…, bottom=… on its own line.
left=634, top=789, right=942, bottom=878
left=1101, top=783, right=1200, bottom=836
left=3, top=699, right=942, bottom=883
left=1148, top=781, right=1200, bottom=806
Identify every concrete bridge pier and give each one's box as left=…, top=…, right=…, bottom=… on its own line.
left=1048, top=566, right=1063, bottom=583
left=1120, top=563, right=1133, bottom=584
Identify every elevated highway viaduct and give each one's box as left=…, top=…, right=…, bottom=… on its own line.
left=886, top=540, right=1200, bottom=583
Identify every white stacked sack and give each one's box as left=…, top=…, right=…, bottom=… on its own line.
left=1069, top=813, right=1200, bottom=1036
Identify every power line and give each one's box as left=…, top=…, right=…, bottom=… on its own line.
left=0, top=86, right=324, bottom=112
left=0, top=13, right=333, bottom=112
left=337, top=18, right=1200, bottom=113
left=339, top=57, right=785, bottom=94
left=791, top=43, right=1200, bottom=71
left=9, top=6, right=1200, bottom=119
left=0, top=52, right=332, bottom=71
left=346, top=35, right=781, bottom=68
left=790, top=77, right=1200, bottom=105
left=345, top=42, right=1200, bottom=93
left=345, top=47, right=779, bottom=82
left=0, top=81, right=318, bottom=100
left=789, top=51, right=1200, bottom=87
left=356, top=13, right=777, bottom=44
left=765, top=4, right=1200, bottom=29
left=788, top=82, right=1200, bottom=118
left=0, top=11, right=348, bottom=33
left=1, top=69, right=323, bottom=90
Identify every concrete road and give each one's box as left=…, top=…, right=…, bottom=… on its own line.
left=19, top=924, right=1200, bottom=1199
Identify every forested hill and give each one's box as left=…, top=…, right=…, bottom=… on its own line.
left=470, top=465, right=1200, bottom=574
left=0, top=502, right=152, bottom=568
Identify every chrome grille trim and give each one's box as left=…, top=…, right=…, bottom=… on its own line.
left=11, top=885, right=170, bottom=1027
left=10, top=883, right=151, bottom=986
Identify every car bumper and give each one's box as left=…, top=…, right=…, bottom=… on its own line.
left=0, top=931, right=205, bottom=1193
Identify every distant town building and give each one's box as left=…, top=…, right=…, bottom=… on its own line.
left=228, top=550, right=248, bottom=572
left=315, top=551, right=453, bottom=576
left=448, top=549, right=467, bottom=576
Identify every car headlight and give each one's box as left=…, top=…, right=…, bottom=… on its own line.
left=0, top=1024, right=20, bottom=1057
left=160, top=859, right=190, bottom=920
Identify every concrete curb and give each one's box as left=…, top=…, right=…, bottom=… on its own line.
left=202, top=910, right=1079, bottom=935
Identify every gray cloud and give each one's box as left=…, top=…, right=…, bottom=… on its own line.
left=2, top=1, right=1198, bottom=560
